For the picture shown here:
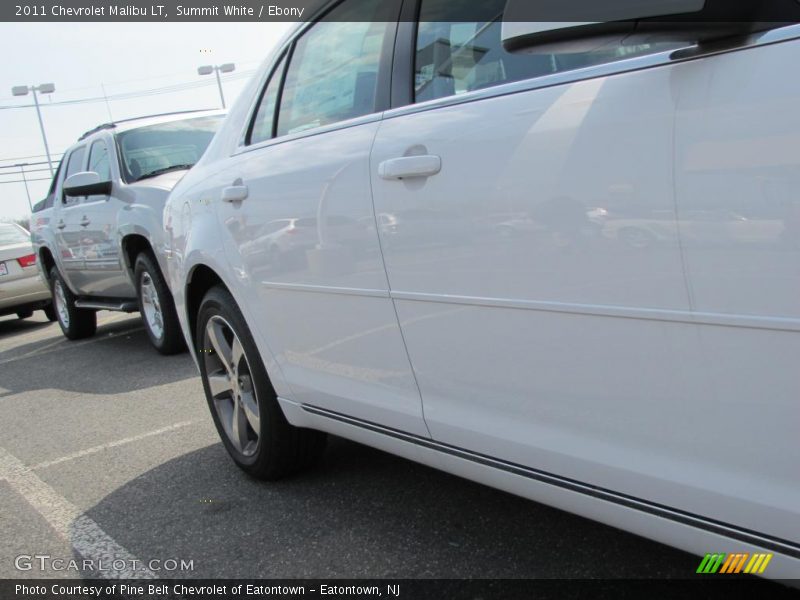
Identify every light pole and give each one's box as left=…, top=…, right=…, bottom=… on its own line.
left=11, top=83, right=56, bottom=177
left=197, top=63, right=235, bottom=109
left=15, top=163, right=33, bottom=212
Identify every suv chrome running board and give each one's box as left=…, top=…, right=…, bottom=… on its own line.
left=74, top=299, right=138, bottom=312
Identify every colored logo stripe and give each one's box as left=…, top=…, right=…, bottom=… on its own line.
left=697, top=553, right=726, bottom=573
left=697, top=553, right=773, bottom=574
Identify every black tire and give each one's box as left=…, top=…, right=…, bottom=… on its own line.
left=16, top=309, right=33, bottom=319
left=42, top=303, right=57, bottom=322
left=49, top=266, right=96, bottom=340
left=196, top=285, right=326, bottom=480
left=134, top=252, right=185, bottom=355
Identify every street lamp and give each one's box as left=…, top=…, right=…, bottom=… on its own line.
left=197, top=63, right=235, bottom=109
left=11, top=83, right=56, bottom=177
left=14, top=163, right=33, bottom=213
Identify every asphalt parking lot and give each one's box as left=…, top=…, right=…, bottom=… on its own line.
left=0, top=311, right=708, bottom=580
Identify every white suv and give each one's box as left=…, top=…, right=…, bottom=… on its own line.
left=33, top=111, right=223, bottom=353
left=164, top=0, right=800, bottom=579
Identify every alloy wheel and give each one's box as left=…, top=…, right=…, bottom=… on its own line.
left=54, top=280, right=69, bottom=328
left=202, top=315, right=260, bottom=456
left=139, top=272, right=164, bottom=341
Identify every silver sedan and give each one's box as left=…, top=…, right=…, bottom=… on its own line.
left=0, top=222, right=54, bottom=321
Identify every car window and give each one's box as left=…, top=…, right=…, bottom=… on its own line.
left=88, top=139, right=111, bottom=181
left=248, top=53, right=288, bottom=145
left=62, top=146, right=86, bottom=204
left=276, top=0, right=391, bottom=137
left=116, top=115, right=223, bottom=183
left=415, top=0, right=685, bottom=103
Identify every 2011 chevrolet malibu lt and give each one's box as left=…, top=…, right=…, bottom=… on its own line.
left=163, top=0, right=800, bottom=580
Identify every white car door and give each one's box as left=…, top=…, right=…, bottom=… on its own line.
left=215, top=0, right=428, bottom=437
left=673, top=32, right=800, bottom=545
left=371, top=3, right=750, bottom=532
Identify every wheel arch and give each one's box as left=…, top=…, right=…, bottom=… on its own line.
left=38, top=246, right=56, bottom=282
left=185, top=264, right=227, bottom=353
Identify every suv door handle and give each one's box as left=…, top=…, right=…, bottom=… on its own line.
left=378, top=155, right=441, bottom=180
left=80, top=217, right=91, bottom=227
left=222, top=182, right=248, bottom=203
left=56, top=220, right=66, bottom=230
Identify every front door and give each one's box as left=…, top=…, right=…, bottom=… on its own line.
left=216, top=0, right=428, bottom=437
left=77, top=138, right=130, bottom=297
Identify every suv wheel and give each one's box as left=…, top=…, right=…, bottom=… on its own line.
left=134, top=253, right=185, bottom=355
left=196, top=285, right=326, bottom=480
left=50, top=266, right=97, bottom=340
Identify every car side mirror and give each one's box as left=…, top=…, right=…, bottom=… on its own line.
left=63, top=171, right=112, bottom=197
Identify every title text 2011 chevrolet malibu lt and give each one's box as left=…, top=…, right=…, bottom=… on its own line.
left=164, top=0, right=800, bottom=579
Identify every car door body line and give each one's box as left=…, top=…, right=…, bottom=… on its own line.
left=298, top=402, right=800, bottom=560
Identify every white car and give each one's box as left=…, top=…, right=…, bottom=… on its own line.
left=0, top=222, right=55, bottom=321
left=164, top=0, right=800, bottom=580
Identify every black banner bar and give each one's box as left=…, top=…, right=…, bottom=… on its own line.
left=4, top=0, right=800, bottom=23
left=2, top=579, right=799, bottom=600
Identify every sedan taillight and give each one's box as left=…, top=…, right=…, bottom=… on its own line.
left=17, top=254, right=36, bottom=268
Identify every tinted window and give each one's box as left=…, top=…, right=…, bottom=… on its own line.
left=88, top=140, right=111, bottom=181
left=62, top=147, right=86, bottom=203
left=65, top=147, right=86, bottom=179
left=116, top=115, right=223, bottom=183
left=276, top=0, right=391, bottom=137
left=249, top=54, right=288, bottom=145
left=415, top=0, right=683, bottom=103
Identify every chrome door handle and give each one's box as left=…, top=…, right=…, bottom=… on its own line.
left=222, top=182, right=248, bottom=203
left=80, top=218, right=91, bottom=227
left=378, top=155, right=441, bottom=180
left=56, top=221, right=66, bottom=230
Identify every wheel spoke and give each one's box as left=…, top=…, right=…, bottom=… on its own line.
left=207, top=372, right=233, bottom=398
left=231, top=337, right=244, bottom=374
left=230, top=398, right=249, bottom=453
left=240, top=390, right=260, bottom=433
left=206, top=320, right=233, bottom=375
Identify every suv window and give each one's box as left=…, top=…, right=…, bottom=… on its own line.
left=276, top=0, right=391, bottom=137
left=88, top=140, right=111, bottom=181
left=62, top=146, right=86, bottom=203
left=249, top=53, right=288, bottom=145
left=116, top=115, right=223, bottom=183
left=415, top=0, right=684, bottom=103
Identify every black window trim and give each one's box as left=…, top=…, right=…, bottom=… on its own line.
left=244, top=48, right=291, bottom=146
left=390, top=7, right=800, bottom=121
left=239, top=0, right=403, bottom=153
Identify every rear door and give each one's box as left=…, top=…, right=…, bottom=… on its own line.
left=371, top=1, right=723, bottom=518
left=215, top=0, right=428, bottom=436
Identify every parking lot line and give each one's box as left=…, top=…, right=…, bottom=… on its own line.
left=30, top=421, right=196, bottom=471
left=0, top=446, right=155, bottom=579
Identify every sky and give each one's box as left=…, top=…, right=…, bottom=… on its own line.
left=0, top=22, right=293, bottom=221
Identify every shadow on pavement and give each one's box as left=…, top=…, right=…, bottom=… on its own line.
left=0, top=316, right=196, bottom=396
left=79, top=436, right=700, bottom=579
left=0, top=314, right=53, bottom=338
